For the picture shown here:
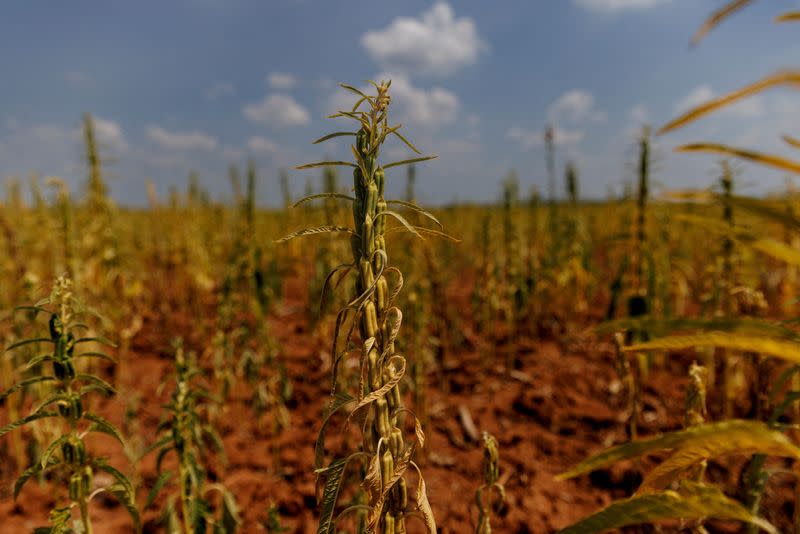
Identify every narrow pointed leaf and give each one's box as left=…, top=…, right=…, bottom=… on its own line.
left=312, top=132, right=356, bottom=145
left=675, top=143, right=800, bottom=174
left=659, top=71, right=800, bottom=134
left=383, top=155, right=437, bottom=170
left=275, top=226, right=354, bottom=243
left=691, top=0, right=758, bottom=45
left=558, top=480, right=776, bottom=534
left=558, top=420, right=792, bottom=480
left=625, top=333, right=800, bottom=364
left=296, top=161, right=356, bottom=170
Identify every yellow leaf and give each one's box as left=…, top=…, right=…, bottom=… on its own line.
left=659, top=72, right=800, bottom=134
left=558, top=420, right=799, bottom=480
left=674, top=142, right=800, bottom=175
left=625, top=332, right=800, bottom=364
left=558, top=480, right=777, bottom=534
left=691, top=0, right=758, bottom=46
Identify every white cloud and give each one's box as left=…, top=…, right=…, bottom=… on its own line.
left=361, top=2, right=486, bottom=77
left=93, top=116, right=128, bottom=151
left=574, top=0, right=669, bottom=11
left=507, top=126, right=583, bottom=150
left=548, top=89, right=606, bottom=124
left=205, top=81, right=235, bottom=100
left=328, top=75, right=459, bottom=129
left=268, top=72, right=297, bottom=90
left=146, top=125, right=217, bottom=151
left=630, top=103, right=649, bottom=124
left=247, top=136, right=279, bottom=154
left=243, top=93, right=310, bottom=126
left=673, top=84, right=714, bottom=114
left=222, top=146, right=245, bottom=160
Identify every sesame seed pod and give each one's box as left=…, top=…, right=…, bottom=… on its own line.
left=380, top=448, right=394, bottom=487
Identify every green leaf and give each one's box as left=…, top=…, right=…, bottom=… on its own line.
left=296, top=161, right=357, bottom=170
left=558, top=420, right=800, bottom=480
left=75, top=374, right=116, bottom=394
left=84, top=413, right=126, bottom=446
left=383, top=155, right=438, bottom=170
left=389, top=128, right=422, bottom=154
left=0, top=376, right=57, bottom=402
left=316, top=457, right=348, bottom=534
left=92, top=457, right=135, bottom=497
left=75, top=336, right=117, bottom=348
left=39, top=435, right=70, bottom=469
left=314, top=391, right=355, bottom=469
left=145, top=470, right=173, bottom=509
left=75, top=351, right=118, bottom=363
left=0, top=411, right=59, bottom=438
left=312, top=132, right=356, bottom=145
left=557, top=480, right=776, bottom=534
left=14, top=461, right=47, bottom=499
left=108, top=482, right=142, bottom=533
left=5, top=337, right=53, bottom=352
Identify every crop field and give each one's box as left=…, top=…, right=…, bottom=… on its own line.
left=6, top=1, right=800, bottom=533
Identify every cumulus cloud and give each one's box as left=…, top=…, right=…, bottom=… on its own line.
left=146, top=125, right=217, bottom=151
left=243, top=94, right=310, bottom=126
left=548, top=89, right=607, bottom=124
left=204, top=81, right=235, bottom=100
left=361, top=2, right=486, bottom=77
left=247, top=136, right=279, bottom=154
left=328, top=75, right=459, bottom=129
left=93, top=117, right=129, bottom=151
left=506, top=126, right=584, bottom=150
left=267, top=72, right=297, bottom=90
left=574, top=0, right=669, bottom=11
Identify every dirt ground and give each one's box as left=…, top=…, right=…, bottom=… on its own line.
left=0, top=271, right=794, bottom=533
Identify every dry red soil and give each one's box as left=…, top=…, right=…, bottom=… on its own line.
left=0, top=273, right=793, bottom=533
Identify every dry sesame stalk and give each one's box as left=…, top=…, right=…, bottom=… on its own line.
left=285, top=80, right=444, bottom=534
left=475, top=432, right=505, bottom=534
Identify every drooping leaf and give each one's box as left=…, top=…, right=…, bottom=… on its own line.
left=0, top=411, right=59, bottom=438
left=659, top=71, right=800, bottom=134
left=84, top=413, right=126, bottom=446
left=145, top=470, right=173, bottom=508
left=638, top=423, right=800, bottom=491
left=314, top=391, right=355, bottom=470
left=558, top=420, right=797, bottom=480
left=296, top=161, right=357, bottom=170
left=316, top=457, right=348, bottom=534
left=312, top=132, right=357, bottom=145
left=776, top=11, right=800, bottom=23
left=383, top=155, right=438, bottom=170
left=596, top=316, right=800, bottom=341
left=675, top=143, right=800, bottom=175
left=275, top=226, right=354, bottom=243
left=691, top=0, right=758, bottom=45
left=625, top=333, right=800, bottom=365
left=386, top=200, right=442, bottom=228
left=4, top=337, right=53, bottom=352
left=557, top=480, right=776, bottom=534
left=0, top=376, right=56, bottom=402
left=107, top=483, right=142, bottom=533
left=291, top=193, right=355, bottom=209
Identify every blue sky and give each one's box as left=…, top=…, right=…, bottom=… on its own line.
left=2, top=0, right=799, bottom=205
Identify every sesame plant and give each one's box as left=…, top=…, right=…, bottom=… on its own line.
left=474, top=432, right=505, bottom=534
left=282, top=79, right=445, bottom=533
left=1, top=276, right=139, bottom=534
left=143, top=341, right=240, bottom=534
